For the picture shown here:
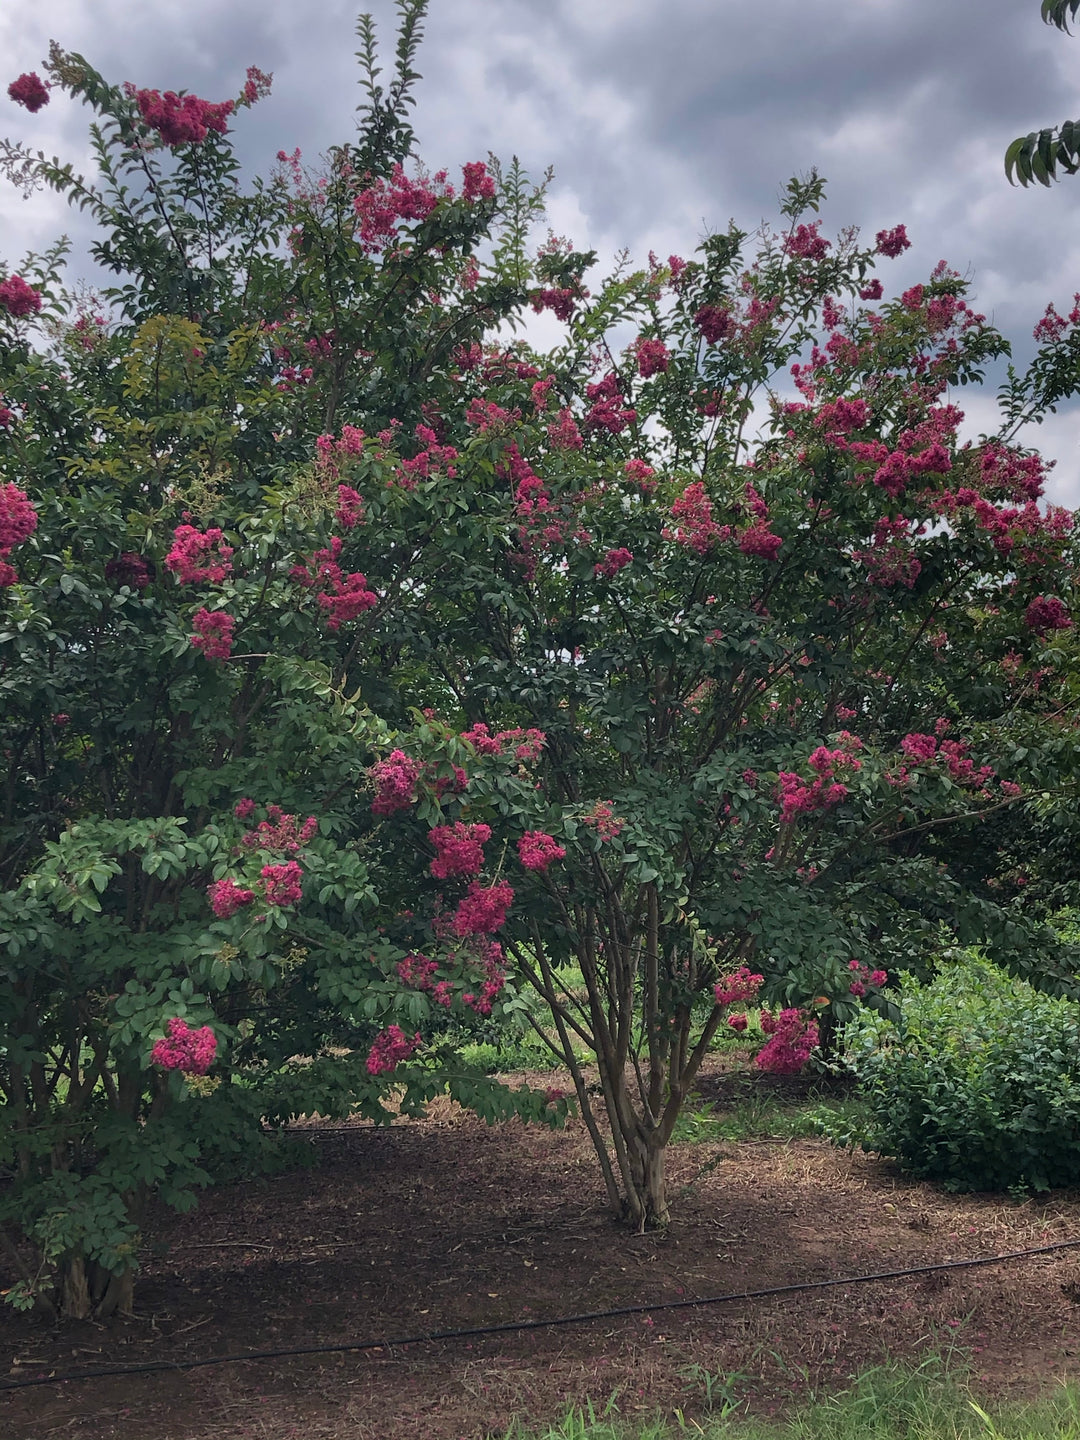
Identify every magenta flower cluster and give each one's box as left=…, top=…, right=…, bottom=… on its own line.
left=451, top=880, right=514, bottom=936
left=365, top=1024, right=421, bottom=1076
left=0, top=481, right=37, bottom=588
left=190, top=608, right=235, bottom=660
left=713, top=965, right=764, bottom=1008
left=428, top=822, right=491, bottom=879
left=0, top=275, right=43, bottom=318
left=151, top=1017, right=217, bottom=1075
left=755, top=1009, right=819, bottom=1074
left=517, top=831, right=566, bottom=872
left=134, top=87, right=234, bottom=147
left=166, top=524, right=233, bottom=585
left=7, top=72, right=49, bottom=112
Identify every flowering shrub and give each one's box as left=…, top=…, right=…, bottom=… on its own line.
left=0, top=0, right=1077, bottom=1306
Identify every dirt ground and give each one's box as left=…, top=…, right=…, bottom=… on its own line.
left=3, top=1059, right=1080, bottom=1440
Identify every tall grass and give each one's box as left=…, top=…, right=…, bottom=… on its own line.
left=501, top=1358, right=1080, bottom=1438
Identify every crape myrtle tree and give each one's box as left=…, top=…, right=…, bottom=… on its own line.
left=0, top=1, right=1078, bottom=1312
left=0, top=3, right=571, bottom=1320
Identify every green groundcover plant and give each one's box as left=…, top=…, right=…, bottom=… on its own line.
left=1, top=0, right=1079, bottom=1318
left=825, top=954, right=1080, bottom=1192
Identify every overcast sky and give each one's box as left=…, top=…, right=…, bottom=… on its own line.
left=3, top=0, right=1080, bottom=504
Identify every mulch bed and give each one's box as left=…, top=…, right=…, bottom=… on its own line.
left=3, top=1057, right=1080, bottom=1439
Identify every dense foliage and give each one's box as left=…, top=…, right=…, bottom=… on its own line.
left=1, top=0, right=1079, bottom=1317
left=828, top=955, right=1080, bottom=1192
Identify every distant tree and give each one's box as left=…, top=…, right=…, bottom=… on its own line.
left=1006, top=1, right=1080, bottom=185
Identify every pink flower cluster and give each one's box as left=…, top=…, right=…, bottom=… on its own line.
left=635, top=337, right=670, bottom=377
left=371, top=749, right=424, bottom=816
left=1025, top=595, right=1072, bottom=634
left=461, top=160, right=496, bottom=201
left=714, top=965, right=764, bottom=1007
left=594, top=546, right=633, bottom=579
left=460, top=722, right=546, bottom=762
left=874, top=225, right=911, bottom=258
left=0, top=482, right=37, bottom=588
left=531, top=287, right=581, bottom=322
left=755, top=1009, right=818, bottom=1074
left=261, top=860, right=303, bottom=907
left=8, top=72, right=49, bottom=111
left=853, top=516, right=922, bottom=589
left=166, top=525, right=233, bottom=584
left=785, top=221, right=830, bottom=262
left=134, top=88, right=234, bottom=146
left=517, top=831, right=566, bottom=872
left=151, top=1017, right=217, bottom=1075
left=336, top=485, right=364, bottom=529
left=584, top=373, right=636, bottom=434
left=847, top=958, right=888, bottom=998
left=452, top=880, right=514, bottom=936
left=395, top=423, right=459, bottom=488
left=0, top=275, right=42, bottom=318
left=548, top=408, right=584, bottom=450
left=582, top=800, right=624, bottom=841
left=241, top=806, right=318, bottom=854
left=291, top=536, right=378, bottom=629
left=898, top=731, right=994, bottom=789
left=429, top=822, right=491, bottom=879
left=352, top=163, right=444, bottom=251
left=207, top=877, right=255, bottom=918
left=105, top=552, right=151, bottom=590
left=694, top=305, right=735, bottom=344
left=777, top=743, right=861, bottom=823
left=366, top=1024, right=422, bottom=1076
left=190, top=608, right=235, bottom=660
left=664, top=482, right=730, bottom=555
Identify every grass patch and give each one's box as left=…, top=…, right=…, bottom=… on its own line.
left=501, top=1357, right=1080, bottom=1437
left=670, top=1090, right=867, bottom=1145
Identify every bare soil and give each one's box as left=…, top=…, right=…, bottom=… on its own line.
left=3, top=1057, right=1080, bottom=1439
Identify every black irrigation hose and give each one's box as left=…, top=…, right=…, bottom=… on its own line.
left=3, top=1237, right=1079, bottom=1393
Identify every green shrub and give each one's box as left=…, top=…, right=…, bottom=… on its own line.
left=825, top=956, right=1080, bottom=1191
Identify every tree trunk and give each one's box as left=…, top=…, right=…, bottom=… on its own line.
left=59, top=1255, right=91, bottom=1320
left=57, top=1256, right=135, bottom=1320
left=626, top=1131, right=669, bottom=1231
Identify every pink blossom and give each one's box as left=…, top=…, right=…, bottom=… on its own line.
left=461, top=160, right=495, bottom=201
left=0, top=275, right=42, bottom=318
left=336, top=485, right=364, bottom=529
left=190, top=608, right=235, bottom=660
left=517, top=831, right=566, bottom=872
left=452, top=880, right=514, bottom=936
left=0, top=482, right=37, bottom=551
left=635, top=337, right=670, bottom=377
left=594, top=546, right=633, bottom=579
left=548, top=408, right=584, bottom=450
left=0, top=559, right=18, bottom=587
left=135, top=88, right=234, bottom=147
left=241, top=806, right=317, bottom=854
left=105, top=552, right=151, bottom=590
left=665, top=481, right=729, bottom=555
left=694, top=305, right=735, bottom=344
left=429, top=822, right=491, bottom=879
left=870, top=969, right=887, bottom=986
left=755, top=1009, right=818, bottom=1074
left=714, top=966, right=764, bottom=1007
left=738, top=524, right=783, bottom=561
left=785, top=221, right=830, bottom=261
left=261, top=860, right=303, bottom=907
left=366, top=1024, right=421, bottom=1076
left=165, top=524, right=233, bottom=585
left=582, top=800, right=624, bottom=841
left=7, top=72, right=49, bottom=112
left=531, top=287, right=580, bottom=321
left=371, top=749, right=423, bottom=816
left=152, top=1017, right=217, bottom=1075
left=727, top=1014, right=748, bottom=1032
left=234, top=798, right=256, bottom=821
left=900, top=732, right=938, bottom=762
left=859, top=279, right=884, bottom=301
left=875, top=225, right=911, bottom=258
left=1025, top=595, right=1071, bottom=634
left=207, top=877, right=255, bottom=918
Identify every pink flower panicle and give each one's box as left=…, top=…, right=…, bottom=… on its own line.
left=371, top=749, right=423, bottom=816
left=848, top=959, right=888, bottom=997
left=714, top=966, right=764, bottom=1007
left=261, top=860, right=303, bottom=907
left=635, top=337, right=670, bottom=377
left=207, top=877, right=255, bottom=918
left=336, top=485, right=365, bottom=529
left=582, top=800, right=624, bottom=841
left=151, top=1017, right=217, bottom=1075
left=165, top=524, right=233, bottom=585
left=875, top=225, right=911, bottom=258
left=428, top=822, right=491, bottom=879
left=785, top=221, right=830, bottom=261
left=517, top=831, right=566, bottom=872
left=451, top=880, right=514, bottom=936
left=365, top=1024, right=422, bottom=1076
left=755, top=1009, right=818, bottom=1074
left=1025, top=595, right=1072, bottom=634
left=594, top=546, right=633, bottom=579
left=135, top=88, right=234, bottom=147
left=190, top=608, right=235, bottom=660
left=727, top=1014, right=748, bottom=1032
left=664, top=481, right=730, bottom=555
left=460, top=723, right=546, bottom=762
left=0, top=482, right=38, bottom=552
left=241, top=805, right=318, bottom=854
left=7, top=72, right=49, bottom=112
left=0, top=275, right=42, bottom=318
left=694, top=305, right=735, bottom=344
